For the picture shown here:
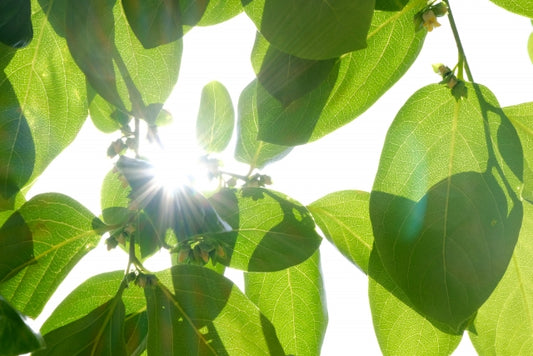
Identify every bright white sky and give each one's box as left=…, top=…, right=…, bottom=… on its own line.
left=28, top=1, right=533, bottom=354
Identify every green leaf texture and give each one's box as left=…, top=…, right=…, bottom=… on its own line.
left=370, top=83, right=523, bottom=331
left=197, top=0, right=242, bottom=26
left=489, top=0, right=533, bottom=18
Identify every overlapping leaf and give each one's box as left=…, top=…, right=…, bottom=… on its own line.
left=245, top=251, right=327, bottom=355
left=375, top=0, right=409, bottom=11
left=196, top=81, right=235, bottom=153
left=370, top=83, right=523, bottom=332
left=208, top=187, right=322, bottom=271
left=252, top=0, right=427, bottom=145
left=243, top=0, right=374, bottom=60
left=198, top=0, right=242, bottom=26
left=489, top=0, right=533, bottom=18
left=0, top=193, right=104, bottom=318
left=0, top=0, right=32, bottom=48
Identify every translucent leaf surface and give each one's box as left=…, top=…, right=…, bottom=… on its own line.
left=245, top=251, right=327, bottom=355
left=198, top=0, right=242, bottom=26
left=254, top=0, right=427, bottom=145
left=234, top=81, right=292, bottom=170
left=468, top=202, right=533, bottom=355
left=243, top=0, right=374, bottom=60
left=0, top=0, right=88, bottom=203
left=489, top=0, right=533, bottom=18
left=308, top=190, right=373, bottom=273
left=208, top=188, right=322, bottom=271
left=370, top=83, right=523, bottom=332
left=0, top=193, right=104, bottom=318
left=145, top=265, right=284, bottom=355
left=196, top=81, right=235, bottom=153
left=529, top=32, right=533, bottom=64
left=0, top=0, right=32, bottom=48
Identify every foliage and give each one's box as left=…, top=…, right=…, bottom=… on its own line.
left=0, top=0, right=532, bottom=355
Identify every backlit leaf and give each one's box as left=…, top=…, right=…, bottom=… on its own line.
left=208, top=188, right=322, bottom=271
left=0, top=0, right=32, bottom=48
left=254, top=0, right=427, bottom=145
left=198, top=0, right=242, bottom=26
left=0, top=193, right=104, bottom=318
left=308, top=190, right=373, bottom=273
left=243, top=0, right=374, bottom=60
left=196, top=81, right=235, bottom=153
left=245, top=251, right=327, bottom=355
left=370, top=83, right=523, bottom=332
left=468, top=202, right=533, bottom=355
left=489, top=0, right=533, bottom=18
left=529, top=32, right=533, bottom=64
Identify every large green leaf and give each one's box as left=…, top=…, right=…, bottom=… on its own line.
left=254, top=0, right=427, bottom=145
left=375, top=0, right=409, bottom=11
left=243, top=0, right=374, bottom=60
left=197, top=0, right=242, bottom=26
left=145, top=265, right=284, bottom=355
left=196, top=81, right=235, bottom=153
left=489, top=0, right=533, bottom=18
left=0, top=295, right=44, bottom=355
left=234, top=81, right=292, bottom=170
left=0, top=0, right=88, bottom=204
left=308, top=190, right=373, bottom=273
left=468, top=202, right=533, bottom=355
left=0, top=0, right=32, bottom=48
left=35, top=296, right=127, bottom=356
left=208, top=188, right=322, bottom=271
left=0, top=193, right=104, bottom=318
left=66, top=0, right=181, bottom=119
left=245, top=251, right=327, bottom=355
left=370, top=83, right=523, bottom=332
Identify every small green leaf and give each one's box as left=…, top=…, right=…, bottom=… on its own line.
left=196, top=81, right=235, bottom=153
left=254, top=0, right=427, bottom=145
left=370, top=83, right=523, bottom=332
left=35, top=296, right=127, bottom=356
left=375, top=0, right=409, bottom=11
left=88, top=86, right=130, bottom=133
left=0, top=0, right=32, bottom=48
left=528, top=32, right=533, bottom=65
left=308, top=190, right=373, bottom=273
left=208, top=188, right=322, bottom=271
left=468, top=202, right=533, bottom=355
left=145, top=265, right=284, bottom=355
left=0, top=193, right=104, bottom=318
left=489, top=0, right=533, bottom=18
left=245, top=251, right=327, bottom=355
left=234, top=81, right=293, bottom=169
left=0, top=295, right=44, bottom=355
left=198, top=0, right=242, bottom=26
left=243, top=0, right=374, bottom=60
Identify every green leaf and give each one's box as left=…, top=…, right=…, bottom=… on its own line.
left=251, top=33, right=338, bottom=106
left=0, top=0, right=88, bottom=202
left=308, top=190, right=373, bottom=273
left=235, top=81, right=293, bottom=169
left=65, top=0, right=182, bottom=117
left=0, top=193, right=104, bottom=318
left=198, top=0, right=242, bottom=26
left=0, top=0, right=32, bottom=48
left=370, top=83, right=523, bottom=332
left=243, top=0, right=374, bottom=60
left=124, top=311, right=148, bottom=356
left=254, top=0, right=427, bottom=145
left=196, top=81, right=235, bottom=153
left=489, top=0, right=533, bottom=18
left=145, top=265, right=284, bottom=355
left=35, top=296, right=127, bottom=356
left=245, top=251, right=327, bottom=355
left=529, top=32, right=533, bottom=64
left=208, top=188, right=322, bottom=271
left=368, top=250, right=462, bottom=355
left=468, top=202, right=533, bottom=355
left=88, top=86, right=130, bottom=133
left=375, top=0, right=409, bottom=11
left=0, top=295, right=44, bottom=355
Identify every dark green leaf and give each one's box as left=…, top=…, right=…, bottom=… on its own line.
left=234, top=81, right=292, bottom=169
left=145, top=265, right=284, bottom=355
left=198, top=0, right=242, bottom=26
left=208, top=188, right=322, bottom=271
left=308, top=190, right=373, bottom=273
left=245, top=251, right=327, bottom=355
left=489, top=0, right=533, bottom=18
left=88, top=85, right=130, bottom=133
left=124, top=311, right=148, bottom=356
left=0, top=0, right=88, bottom=202
left=252, top=33, right=337, bottom=106
left=468, top=202, right=533, bottom=355
left=0, top=0, right=32, bottom=48
left=0, top=193, right=104, bottom=318
left=196, top=81, right=235, bottom=153
left=375, top=0, right=409, bottom=11
left=35, top=296, right=127, bottom=356
left=0, top=295, right=44, bottom=355
left=370, top=83, right=523, bottom=332
left=254, top=0, right=427, bottom=145
left=243, top=0, right=374, bottom=60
